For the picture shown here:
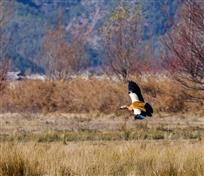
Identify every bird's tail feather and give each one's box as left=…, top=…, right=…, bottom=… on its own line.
left=144, top=103, right=153, bottom=117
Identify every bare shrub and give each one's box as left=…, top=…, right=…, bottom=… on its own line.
left=43, top=9, right=100, bottom=80
left=43, top=25, right=87, bottom=80
left=0, top=0, right=13, bottom=92
left=0, top=59, right=9, bottom=92
left=163, top=0, right=204, bottom=100
left=102, top=7, right=148, bottom=82
left=138, top=75, right=187, bottom=113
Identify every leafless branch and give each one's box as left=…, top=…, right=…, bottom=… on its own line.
left=163, top=0, right=204, bottom=99
left=102, top=7, right=145, bottom=82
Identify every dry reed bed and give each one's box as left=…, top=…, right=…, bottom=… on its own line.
left=0, top=141, right=204, bottom=176
left=0, top=75, right=202, bottom=114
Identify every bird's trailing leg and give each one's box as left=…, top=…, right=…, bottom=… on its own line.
left=120, top=105, right=128, bottom=110
left=120, top=105, right=133, bottom=111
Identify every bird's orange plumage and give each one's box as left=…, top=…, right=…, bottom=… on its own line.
left=128, top=101, right=145, bottom=111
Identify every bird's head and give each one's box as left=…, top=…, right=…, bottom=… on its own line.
left=128, top=91, right=139, bottom=102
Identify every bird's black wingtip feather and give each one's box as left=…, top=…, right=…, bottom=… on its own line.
left=128, top=80, right=139, bottom=91
left=128, top=80, right=135, bottom=84
left=128, top=80, right=145, bottom=102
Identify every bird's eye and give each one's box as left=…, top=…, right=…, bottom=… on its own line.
left=128, top=91, right=131, bottom=94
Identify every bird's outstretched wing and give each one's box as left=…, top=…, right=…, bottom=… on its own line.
left=128, top=80, right=144, bottom=102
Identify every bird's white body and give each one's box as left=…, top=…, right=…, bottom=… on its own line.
left=128, top=92, right=141, bottom=115
left=133, top=109, right=141, bottom=115
left=128, top=92, right=139, bottom=102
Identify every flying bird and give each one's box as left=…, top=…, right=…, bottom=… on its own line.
left=120, top=80, right=153, bottom=120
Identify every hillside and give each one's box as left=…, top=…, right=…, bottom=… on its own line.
left=4, top=0, right=181, bottom=72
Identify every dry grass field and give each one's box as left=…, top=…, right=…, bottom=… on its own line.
left=0, top=112, right=204, bottom=176
left=0, top=76, right=203, bottom=176
left=1, top=112, right=204, bottom=142
left=1, top=141, right=204, bottom=176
